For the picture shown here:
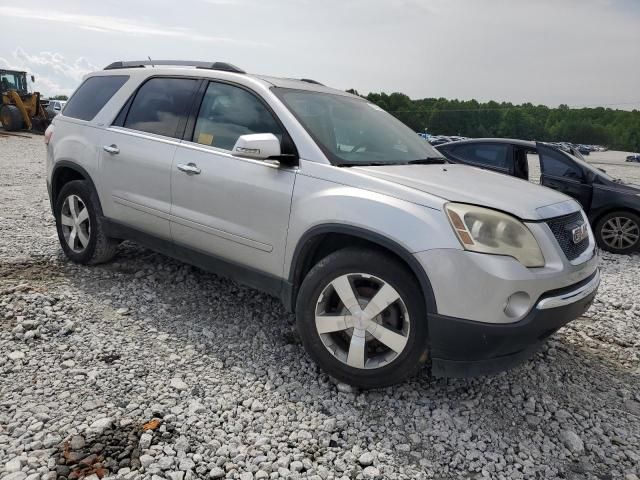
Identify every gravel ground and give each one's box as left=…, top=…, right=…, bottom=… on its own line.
left=1, top=134, right=639, bottom=480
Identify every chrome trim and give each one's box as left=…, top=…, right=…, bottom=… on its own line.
left=535, top=199, right=581, bottom=220
left=536, top=269, right=600, bottom=310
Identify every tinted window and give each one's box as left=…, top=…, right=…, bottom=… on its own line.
left=193, top=82, right=283, bottom=150
left=451, top=143, right=509, bottom=169
left=124, top=77, right=198, bottom=138
left=540, top=149, right=583, bottom=180
left=64, top=75, right=129, bottom=121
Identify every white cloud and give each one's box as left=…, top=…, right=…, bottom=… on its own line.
left=0, top=48, right=98, bottom=96
left=0, top=7, right=266, bottom=46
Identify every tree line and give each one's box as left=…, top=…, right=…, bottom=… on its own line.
left=352, top=91, right=640, bottom=152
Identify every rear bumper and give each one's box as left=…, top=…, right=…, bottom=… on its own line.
left=429, top=269, right=600, bottom=378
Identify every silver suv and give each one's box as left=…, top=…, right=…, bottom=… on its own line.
left=45, top=60, right=600, bottom=388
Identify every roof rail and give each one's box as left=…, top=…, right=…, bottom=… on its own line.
left=300, top=78, right=324, bottom=86
left=104, top=60, right=246, bottom=74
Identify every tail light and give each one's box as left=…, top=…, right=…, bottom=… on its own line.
left=44, top=124, right=54, bottom=145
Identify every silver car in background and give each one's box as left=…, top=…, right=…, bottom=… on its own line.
left=45, top=60, right=599, bottom=387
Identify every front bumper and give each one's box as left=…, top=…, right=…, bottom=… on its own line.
left=428, top=269, right=600, bottom=377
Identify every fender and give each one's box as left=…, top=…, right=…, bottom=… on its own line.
left=286, top=223, right=438, bottom=315
left=50, top=160, right=102, bottom=213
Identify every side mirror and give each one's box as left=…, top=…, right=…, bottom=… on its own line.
left=31, top=75, right=35, bottom=83
left=232, top=133, right=281, bottom=160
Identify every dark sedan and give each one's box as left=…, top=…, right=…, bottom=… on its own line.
left=436, top=138, right=640, bottom=254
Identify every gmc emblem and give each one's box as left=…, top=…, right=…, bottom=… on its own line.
left=572, top=223, right=589, bottom=244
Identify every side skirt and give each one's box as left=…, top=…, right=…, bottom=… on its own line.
left=102, top=218, right=286, bottom=301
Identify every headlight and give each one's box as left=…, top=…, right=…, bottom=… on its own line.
left=445, top=203, right=545, bottom=267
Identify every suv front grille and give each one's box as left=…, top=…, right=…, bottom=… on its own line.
left=546, top=211, right=590, bottom=261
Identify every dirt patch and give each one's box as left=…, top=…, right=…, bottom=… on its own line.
left=0, top=258, right=66, bottom=285
left=55, top=419, right=176, bottom=479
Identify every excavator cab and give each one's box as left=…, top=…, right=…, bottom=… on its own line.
left=1, top=69, right=50, bottom=132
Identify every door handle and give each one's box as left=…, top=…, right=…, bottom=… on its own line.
left=177, top=163, right=201, bottom=175
left=103, top=144, right=120, bottom=155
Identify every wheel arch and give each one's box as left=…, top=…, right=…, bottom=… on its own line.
left=51, top=161, right=103, bottom=214
left=286, top=224, right=438, bottom=315
left=589, top=205, right=640, bottom=228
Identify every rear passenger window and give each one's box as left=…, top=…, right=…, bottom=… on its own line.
left=540, top=149, right=583, bottom=180
left=451, top=144, right=509, bottom=169
left=63, top=76, right=128, bottom=121
left=124, top=77, right=198, bottom=138
left=192, top=82, right=283, bottom=150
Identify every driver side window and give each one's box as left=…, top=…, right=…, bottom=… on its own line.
left=193, top=82, right=283, bottom=151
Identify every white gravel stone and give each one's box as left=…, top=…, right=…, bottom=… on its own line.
left=358, top=452, right=374, bottom=466
left=7, top=351, right=25, bottom=360
left=5, top=457, right=24, bottom=472
left=139, top=433, right=153, bottom=450
left=559, top=430, right=585, bottom=453
left=87, top=417, right=113, bottom=435
left=363, top=466, right=380, bottom=479
left=3, top=473, right=27, bottom=480
left=139, top=454, right=154, bottom=468
left=209, top=467, right=225, bottom=478
left=170, top=378, right=188, bottom=391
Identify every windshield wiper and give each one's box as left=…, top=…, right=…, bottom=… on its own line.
left=407, top=157, right=447, bottom=165
left=338, top=162, right=396, bottom=167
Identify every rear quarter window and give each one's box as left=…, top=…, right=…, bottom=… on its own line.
left=63, top=75, right=129, bottom=121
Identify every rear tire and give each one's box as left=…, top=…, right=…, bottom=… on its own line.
left=594, top=211, right=640, bottom=254
left=0, top=105, right=24, bottom=131
left=295, top=248, right=429, bottom=388
left=54, top=180, right=118, bottom=264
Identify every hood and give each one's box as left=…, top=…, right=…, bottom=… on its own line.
left=354, top=163, right=581, bottom=220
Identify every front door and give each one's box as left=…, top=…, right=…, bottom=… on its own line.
left=170, top=80, right=296, bottom=279
left=537, top=142, right=593, bottom=210
left=99, top=76, right=200, bottom=239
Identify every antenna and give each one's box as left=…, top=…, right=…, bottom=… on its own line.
left=147, top=56, right=155, bottom=68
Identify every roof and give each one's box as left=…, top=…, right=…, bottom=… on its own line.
left=98, top=60, right=358, bottom=99
left=441, top=138, right=537, bottom=149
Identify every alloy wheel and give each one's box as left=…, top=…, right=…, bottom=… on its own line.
left=60, top=194, right=91, bottom=253
left=314, top=273, right=410, bottom=369
left=601, top=216, right=640, bottom=250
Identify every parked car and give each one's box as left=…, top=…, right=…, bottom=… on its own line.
left=626, top=154, right=640, bottom=163
left=46, top=99, right=66, bottom=118
left=437, top=138, right=640, bottom=254
left=45, top=61, right=599, bottom=387
left=427, top=135, right=453, bottom=146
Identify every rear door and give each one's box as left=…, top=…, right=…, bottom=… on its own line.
left=536, top=142, right=593, bottom=210
left=100, top=76, right=200, bottom=239
left=439, top=142, right=514, bottom=176
left=170, top=80, right=297, bottom=280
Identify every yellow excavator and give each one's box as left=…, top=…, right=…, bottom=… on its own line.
left=1, top=69, right=51, bottom=132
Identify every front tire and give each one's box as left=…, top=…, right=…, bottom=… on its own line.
left=595, top=211, right=640, bottom=254
left=0, top=105, right=24, bottom=131
left=54, top=180, right=118, bottom=264
left=295, top=248, right=429, bottom=388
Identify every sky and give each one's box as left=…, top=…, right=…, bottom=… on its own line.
left=1, top=0, right=639, bottom=109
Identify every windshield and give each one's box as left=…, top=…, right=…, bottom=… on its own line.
left=274, top=88, right=444, bottom=166
left=0, top=71, right=28, bottom=94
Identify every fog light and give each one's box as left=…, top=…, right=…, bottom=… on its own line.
left=504, top=292, right=531, bottom=318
